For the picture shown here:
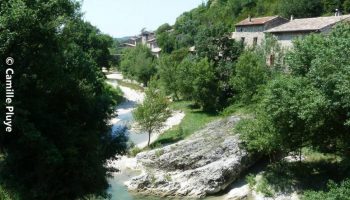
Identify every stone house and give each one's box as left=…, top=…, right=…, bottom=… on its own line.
left=123, top=36, right=140, bottom=48
left=232, top=16, right=289, bottom=46
left=122, top=31, right=162, bottom=57
left=265, top=14, right=350, bottom=48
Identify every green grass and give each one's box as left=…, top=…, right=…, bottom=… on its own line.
left=150, top=101, right=221, bottom=149
left=116, top=80, right=144, bottom=92
left=220, top=101, right=258, bottom=117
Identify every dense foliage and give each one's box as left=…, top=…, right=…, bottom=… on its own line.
left=117, top=0, right=350, bottom=198
left=303, top=179, right=350, bottom=200
left=231, top=51, right=269, bottom=102
left=0, top=0, right=126, bottom=199
left=155, top=0, right=350, bottom=54
left=119, top=44, right=156, bottom=85
left=238, top=23, right=350, bottom=158
left=115, top=0, right=350, bottom=198
left=157, top=48, right=189, bottom=100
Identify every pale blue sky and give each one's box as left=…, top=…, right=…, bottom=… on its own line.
left=81, top=0, right=205, bottom=38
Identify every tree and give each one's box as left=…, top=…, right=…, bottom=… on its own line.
left=156, top=23, right=175, bottom=54
left=344, top=0, right=350, bottom=13
left=238, top=75, right=328, bottom=157
left=285, top=34, right=324, bottom=76
left=133, top=79, right=171, bottom=146
left=191, top=58, right=219, bottom=111
left=156, top=23, right=172, bottom=34
left=239, top=23, right=350, bottom=157
left=62, top=20, right=114, bottom=69
left=0, top=0, right=126, bottom=199
left=176, top=57, right=197, bottom=100
left=120, top=44, right=156, bottom=85
left=194, top=23, right=234, bottom=62
left=156, top=32, right=176, bottom=54
left=231, top=50, right=269, bottom=103
left=157, top=48, right=188, bottom=100
left=303, top=179, right=350, bottom=200
left=278, top=0, right=323, bottom=18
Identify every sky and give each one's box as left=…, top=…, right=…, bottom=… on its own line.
left=81, top=0, right=205, bottom=38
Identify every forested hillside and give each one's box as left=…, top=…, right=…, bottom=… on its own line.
left=156, top=0, right=350, bottom=52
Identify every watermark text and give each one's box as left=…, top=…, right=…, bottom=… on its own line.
left=4, top=57, right=15, bottom=133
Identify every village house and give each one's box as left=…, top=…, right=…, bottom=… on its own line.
left=123, top=30, right=162, bottom=57
left=232, top=16, right=289, bottom=46
left=123, top=36, right=140, bottom=47
left=266, top=14, right=350, bottom=48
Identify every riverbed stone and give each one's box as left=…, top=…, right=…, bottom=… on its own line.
left=125, top=116, right=259, bottom=198
left=225, top=184, right=250, bottom=200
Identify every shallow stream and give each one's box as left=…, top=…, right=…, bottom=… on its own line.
left=106, top=76, right=228, bottom=200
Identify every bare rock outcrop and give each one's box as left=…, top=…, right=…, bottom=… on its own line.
left=126, top=116, right=258, bottom=198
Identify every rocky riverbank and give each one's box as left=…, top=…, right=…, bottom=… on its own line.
left=126, top=116, right=258, bottom=198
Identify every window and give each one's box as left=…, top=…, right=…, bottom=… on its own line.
left=253, top=37, right=258, bottom=46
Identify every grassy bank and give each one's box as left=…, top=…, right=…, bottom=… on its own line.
left=149, top=101, right=220, bottom=149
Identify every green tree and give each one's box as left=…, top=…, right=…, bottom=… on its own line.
left=133, top=79, right=171, bottom=146
left=231, top=51, right=269, bottom=103
left=344, top=0, right=350, bottom=13
left=238, top=76, right=328, bottom=157
left=191, top=58, right=219, bottom=111
left=157, top=48, right=188, bottom=100
left=321, top=0, right=343, bottom=14
left=0, top=0, right=126, bottom=199
left=120, top=44, right=156, bottom=85
left=156, top=23, right=175, bottom=54
left=278, top=0, right=323, bottom=18
left=239, top=23, right=350, bottom=157
left=195, top=23, right=239, bottom=62
left=63, top=20, right=114, bottom=69
left=156, top=23, right=172, bottom=34
left=156, top=32, right=176, bottom=54
left=176, top=57, right=197, bottom=100
left=286, top=34, right=324, bottom=76
left=303, top=179, right=350, bottom=200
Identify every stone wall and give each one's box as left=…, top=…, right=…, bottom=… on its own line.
left=231, top=32, right=265, bottom=46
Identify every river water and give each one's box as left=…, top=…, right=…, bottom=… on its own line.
left=106, top=77, right=164, bottom=200
left=105, top=75, right=228, bottom=200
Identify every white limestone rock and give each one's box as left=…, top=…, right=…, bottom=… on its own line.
left=125, top=116, right=259, bottom=198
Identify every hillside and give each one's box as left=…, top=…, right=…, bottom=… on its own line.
left=118, top=0, right=350, bottom=199
left=155, top=0, right=350, bottom=52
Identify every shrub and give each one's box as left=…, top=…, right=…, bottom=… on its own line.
left=303, top=179, right=350, bottom=200
left=246, top=174, right=257, bottom=189
left=129, top=147, right=142, bottom=157
left=256, top=177, right=275, bottom=198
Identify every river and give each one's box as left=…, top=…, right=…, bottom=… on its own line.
left=105, top=73, right=230, bottom=200
left=106, top=74, right=183, bottom=200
